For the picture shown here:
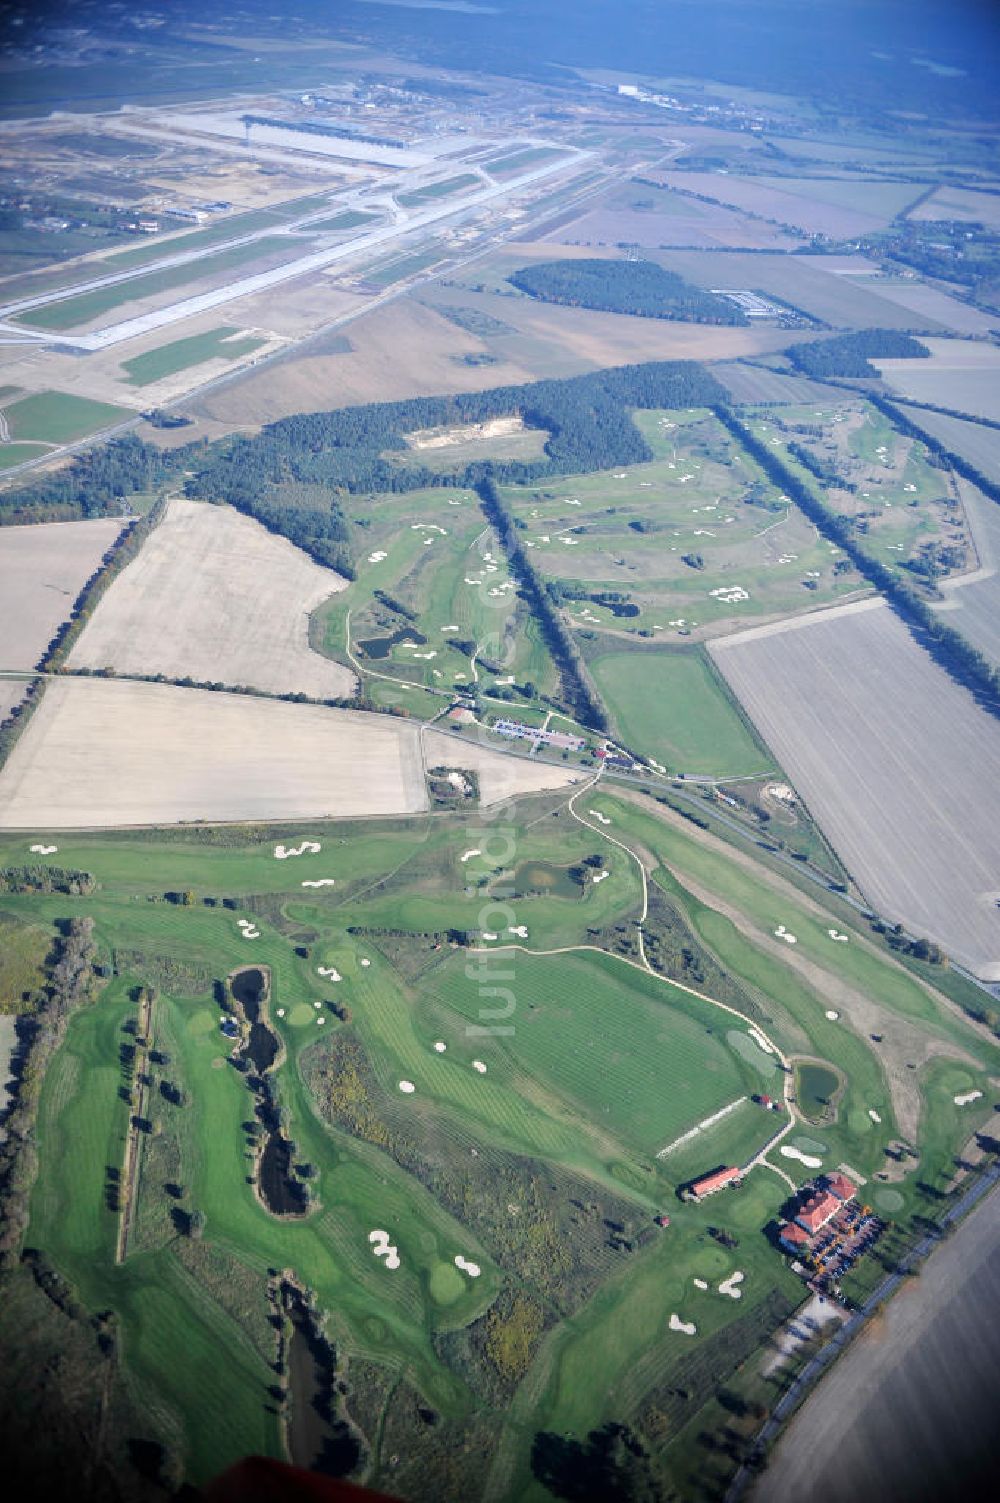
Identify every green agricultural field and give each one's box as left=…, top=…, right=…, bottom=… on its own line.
left=589, top=644, right=774, bottom=777
left=97, top=194, right=335, bottom=270
left=398, top=174, right=480, bottom=207
left=4, top=771, right=998, bottom=1499
left=315, top=485, right=562, bottom=709
left=0, top=442, right=50, bottom=469
left=362, top=245, right=448, bottom=289
left=307, top=209, right=379, bottom=233
left=16, top=236, right=303, bottom=331
left=4, top=390, right=130, bottom=444
left=121, top=325, right=267, bottom=386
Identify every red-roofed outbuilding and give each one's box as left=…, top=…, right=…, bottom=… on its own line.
left=687, top=1165, right=742, bottom=1201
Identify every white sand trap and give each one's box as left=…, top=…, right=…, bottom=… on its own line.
left=360, top=958, right=371, bottom=967
left=313, top=1001, right=322, bottom=1009
left=29, top=843, right=58, bottom=855
left=454, top=1255, right=481, bottom=1277
left=472, top=1060, right=487, bottom=1074
left=508, top=924, right=528, bottom=938
left=869, top=1108, right=882, bottom=1123
left=317, top=966, right=342, bottom=981
left=237, top=918, right=253, bottom=927
left=669, top=1314, right=697, bottom=1335
left=748, top=1028, right=775, bottom=1055
left=275, top=840, right=321, bottom=859
left=589, top=809, right=611, bottom=825
left=781, top=1146, right=823, bottom=1169
left=384, top=1253, right=400, bottom=1270
left=460, top=848, right=482, bottom=863
left=693, top=1278, right=708, bottom=1290
left=241, top=928, right=260, bottom=939
left=718, top=1271, right=745, bottom=1299
left=433, top=1041, right=447, bottom=1053
left=825, top=1010, right=840, bottom=1021
left=368, top=551, right=388, bottom=563
left=592, top=869, right=609, bottom=884
left=827, top=928, right=850, bottom=943
left=317, top=1017, right=325, bottom=1025
left=481, top=931, right=498, bottom=941
left=398, top=1080, right=416, bottom=1094
left=301, top=878, right=336, bottom=888
left=955, top=1090, right=983, bottom=1106
left=276, top=1008, right=285, bottom=1018
left=369, top=1229, right=401, bottom=1269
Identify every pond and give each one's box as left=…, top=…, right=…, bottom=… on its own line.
left=507, top=860, right=583, bottom=900
left=357, top=626, right=427, bottom=659
left=284, top=1285, right=362, bottom=1477
left=795, top=1061, right=842, bottom=1122
left=229, top=967, right=304, bottom=1217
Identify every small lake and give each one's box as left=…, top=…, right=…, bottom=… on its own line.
left=229, top=967, right=304, bottom=1218
left=508, top=861, right=582, bottom=900
left=795, top=1061, right=841, bottom=1121
left=285, top=1290, right=361, bottom=1477
left=358, top=626, right=427, bottom=659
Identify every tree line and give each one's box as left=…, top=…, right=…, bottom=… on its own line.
left=508, top=257, right=748, bottom=325
left=788, top=329, right=930, bottom=379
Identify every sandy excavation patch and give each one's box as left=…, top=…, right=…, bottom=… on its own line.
left=67, top=498, right=356, bottom=699
left=0, top=678, right=432, bottom=828
left=0, top=518, right=124, bottom=670
left=421, top=727, right=581, bottom=805
left=404, top=415, right=527, bottom=451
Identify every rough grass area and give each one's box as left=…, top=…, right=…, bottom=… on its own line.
left=4, top=390, right=130, bottom=444
left=121, top=326, right=267, bottom=386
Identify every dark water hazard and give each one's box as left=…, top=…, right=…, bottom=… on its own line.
left=795, top=1061, right=841, bottom=1121
left=509, top=860, right=583, bottom=900
left=358, top=626, right=427, bottom=659
left=259, top=1129, right=307, bottom=1217
left=231, top=967, right=279, bottom=1074
left=229, top=967, right=303, bottom=1217
left=285, top=1290, right=362, bottom=1477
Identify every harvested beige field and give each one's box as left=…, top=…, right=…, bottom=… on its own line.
left=909, top=183, right=1000, bottom=228
left=67, top=498, right=356, bottom=698
left=656, top=172, right=918, bottom=238
left=0, top=517, right=124, bottom=670
left=0, top=679, right=579, bottom=828
left=0, top=679, right=30, bottom=722
left=710, top=600, right=1000, bottom=980
left=873, top=339, right=1000, bottom=422
left=422, top=726, right=583, bottom=806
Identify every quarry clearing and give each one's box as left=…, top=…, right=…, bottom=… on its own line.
left=0, top=678, right=578, bottom=828
left=710, top=600, right=1000, bottom=980
left=67, top=497, right=356, bottom=699
left=0, top=516, right=124, bottom=670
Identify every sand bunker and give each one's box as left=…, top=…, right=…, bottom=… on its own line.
left=275, top=840, right=321, bottom=859
left=360, top=958, right=370, bottom=967
left=368, top=550, right=388, bottom=563
left=460, top=848, right=482, bottom=862
left=825, top=1010, right=840, bottom=1021
left=508, top=924, right=528, bottom=939
left=369, top=1229, right=401, bottom=1270
left=775, top=924, right=798, bottom=944
left=592, top=870, right=609, bottom=884
left=317, top=1017, right=325, bottom=1025
left=28, top=843, right=58, bottom=855
left=316, top=966, right=342, bottom=981
left=589, top=809, right=612, bottom=825
left=718, top=1272, right=745, bottom=1299
left=669, top=1314, right=697, bottom=1335
left=693, top=1278, right=708, bottom=1290
left=433, top=1041, right=447, bottom=1053
left=827, top=928, right=850, bottom=943
left=276, top=1008, right=285, bottom=1018
left=236, top=917, right=260, bottom=940
left=301, top=878, right=336, bottom=888
left=454, top=1255, right=481, bottom=1277
left=781, top=1145, right=823, bottom=1169
left=954, top=1090, right=983, bottom=1106
left=398, top=1080, right=416, bottom=1094
left=472, top=1060, right=487, bottom=1074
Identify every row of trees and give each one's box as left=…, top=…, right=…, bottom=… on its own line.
left=716, top=407, right=1000, bottom=707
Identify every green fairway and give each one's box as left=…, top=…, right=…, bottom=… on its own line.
left=7, top=782, right=998, bottom=1500
left=121, top=325, right=267, bottom=386
left=16, top=236, right=302, bottom=331
left=590, top=645, right=774, bottom=776
left=4, top=390, right=130, bottom=444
